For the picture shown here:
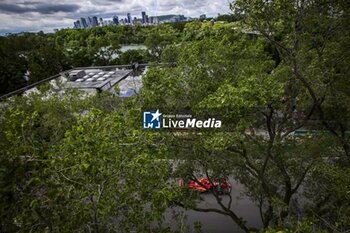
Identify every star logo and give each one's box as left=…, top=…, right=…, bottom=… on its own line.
left=150, top=109, right=162, bottom=122
left=143, top=110, right=162, bottom=129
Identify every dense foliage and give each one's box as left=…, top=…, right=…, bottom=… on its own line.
left=0, top=1, right=349, bottom=232
left=0, top=22, right=185, bottom=96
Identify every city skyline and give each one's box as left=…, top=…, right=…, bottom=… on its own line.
left=0, top=0, right=232, bottom=34
left=73, top=11, right=193, bottom=29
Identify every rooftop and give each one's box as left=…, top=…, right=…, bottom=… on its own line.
left=63, top=68, right=132, bottom=92
left=0, top=64, right=148, bottom=99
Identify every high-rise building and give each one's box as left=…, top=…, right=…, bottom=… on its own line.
left=73, top=11, right=190, bottom=29
left=80, top=18, right=88, bottom=28
left=92, top=16, right=98, bottom=27
left=127, top=13, right=131, bottom=24
left=154, top=17, right=159, bottom=24
left=74, top=20, right=81, bottom=29
left=141, top=11, right=146, bottom=24
left=113, top=15, right=119, bottom=25
left=87, top=17, right=93, bottom=27
left=199, top=14, right=206, bottom=19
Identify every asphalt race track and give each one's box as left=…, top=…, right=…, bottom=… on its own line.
left=165, top=180, right=263, bottom=233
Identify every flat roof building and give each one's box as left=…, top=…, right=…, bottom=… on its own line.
left=0, top=65, right=150, bottom=100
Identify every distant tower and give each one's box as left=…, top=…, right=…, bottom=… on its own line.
left=154, top=17, right=159, bottom=24
left=87, top=17, right=93, bottom=27
left=127, top=13, right=131, bottom=24
left=99, top=18, right=104, bottom=26
left=92, top=16, right=98, bottom=27
left=113, top=15, right=119, bottom=25
left=80, top=18, right=88, bottom=28
left=74, top=20, right=81, bottom=29
left=141, top=11, right=146, bottom=24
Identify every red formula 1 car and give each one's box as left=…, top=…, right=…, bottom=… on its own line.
left=179, top=177, right=231, bottom=195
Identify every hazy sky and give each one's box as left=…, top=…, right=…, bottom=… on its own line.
left=0, top=0, right=232, bottom=34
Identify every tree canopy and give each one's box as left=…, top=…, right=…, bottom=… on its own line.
left=0, top=1, right=349, bottom=232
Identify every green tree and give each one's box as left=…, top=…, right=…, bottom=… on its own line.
left=144, top=24, right=178, bottom=60
left=0, top=90, right=180, bottom=232
left=231, top=0, right=350, bottom=230
left=116, top=49, right=149, bottom=65
left=140, top=9, right=349, bottom=230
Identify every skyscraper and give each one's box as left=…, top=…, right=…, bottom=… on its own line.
left=199, top=14, right=206, bottom=19
left=141, top=11, right=146, bottom=24
left=113, top=15, right=119, bottom=25
left=154, top=17, right=159, bottom=24
left=127, top=13, right=131, bottom=24
left=80, top=18, right=88, bottom=28
left=92, top=16, right=98, bottom=27
left=87, top=17, right=93, bottom=27
left=74, top=20, right=81, bottom=29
